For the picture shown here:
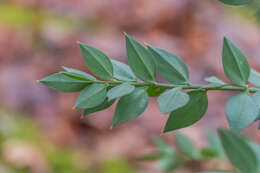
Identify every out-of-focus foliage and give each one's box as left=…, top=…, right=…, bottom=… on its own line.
left=0, top=108, right=135, bottom=173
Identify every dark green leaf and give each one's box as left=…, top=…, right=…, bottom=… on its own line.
left=218, top=129, right=258, bottom=173
left=164, top=91, right=208, bottom=132
left=83, top=99, right=116, bottom=116
left=148, top=45, right=189, bottom=84
left=125, top=34, right=156, bottom=82
left=158, top=88, right=189, bottom=114
left=249, top=69, right=260, bottom=87
left=207, top=132, right=225, bottom=159
left=219, top=0, right=251, bottom=6
left=112, top=88, right=148, bottom=126
left=205, top=76, right=225, bottom=85
left=147, top=87, right=166, bottom=97
left=79, top=43, right=113, bottom=80
left=175, top=134, right=201, bottom=160
left=111, top=59, right=136, bottom=81
left=107, top=83, right=135, bottom=101
left=74, top=84, right=107, bottom=109
left=222, top=37, right=250, bottom=86
left=200, top=171, right=233, bottom=173
left=39, top=73, right=88, bottom=92
left=248, top=141, right=260, bottom=170
left=63, top=66, right=96, bottom=80
left=226, top=92, right=258, bottom=133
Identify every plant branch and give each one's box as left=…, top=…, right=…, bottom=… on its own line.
left=81, top=80, right=260, bottom=93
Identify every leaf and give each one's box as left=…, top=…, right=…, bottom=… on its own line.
left=249, top=69, right=260, bottom=87
left=83, top=99, right=116, bottom=116
left=175, top=134, right=201, bottom=160
left=248, top=141, right=260, bottom=170
left=219, top=0, right=251, bottom=6
left=147, top=87, right=166, bottom=97
left=62, top=66, right=96, bottom=81
left=225, top=92, right=258, bottom=133
left=222, top=37, right=250, bottom=86
left=112, top=88, right=148, bottom=126
left=199, top=171, right=233, bottom=173
left=163, top=91, right=208, bottom=132
left=207, top=132, right=225, bottom=159
left=158, top=88, right=189, bottom=114
left=147, top=45, right=189, bottom=84
left=252, top=91, right=260, bottom=120
left=74, top=84, right=107, bottom=109
left=107, top=83, right=135, bottom=101
left=218, top=129, right=258, bottom=173
left=39, top=73, right=88, bottom=92
left=79, top=43, right=113, bottom=80
left=125, top=34, right=156, bottom=82
left=205, top=76, right=225, bottom=85
left=111, top=59, right=136, bottom=81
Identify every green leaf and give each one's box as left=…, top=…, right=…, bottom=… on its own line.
left=207, top=132, right=225, bottom=159
left=148, top=45, right=189, bottom=84
left=74, top=84, right=107, bottom=109
left=205, top=76, right=225, bottom=85
left=248, top=141, right=260, bottom=170
left=225, top=92, right=258, bottom=133
left=111, top=59, right=136, bottom=81
left=125, top=34, right=156, bottom=82
left=63, top=66, right=96, bottom=81
left=199, top=171, right=233, bottom=173
left=219, top=0, right=251, bottom=6
left=112, top=88, right=148, bottom=126
left=252, top=91, right=260, bottom=120
left=163, top=91, right=208, bottom=132
left=218, top=129, right=258, bottom=173
left=158, top=88, right=189, bottom=114
left=83, top=99, right=116, bottom=116
left=222, top=37, right=250, bottom=86
left=147, top=87, right=166, bottom=97
left=175, top=134, right=201, bottom=160
left=249, top=69, right=260, bottom=87
left=39, top=73, right=88, bottom=92
left=107, top=83, right=135, bottom=101
left=79, top=43, right=113, bottom=80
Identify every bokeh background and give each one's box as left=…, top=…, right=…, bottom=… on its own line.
left=0, top=0, right=260, bottom=172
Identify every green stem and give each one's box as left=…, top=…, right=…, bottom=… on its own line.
left=83, top=80, right=260, bottom=93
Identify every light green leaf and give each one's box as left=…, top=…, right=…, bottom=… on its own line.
left=225, top=92, right=258, bottom=133
left=125, top=34, right=156, bottom=82
left=222, top=37, right=250, bottom=86
left=205, top=76, right=225, bottom=85
left=164, top=91, right=208, bottom=132
left=83, top=99, right=116, bottom=116
left=79, top=43, right=113, bottom=80
left=39, top=73, right=88, bottom=92
left=158, top=88, right=189, bottom=114
left=111, top=59, right=136, bottom=81
left=112, top=88, right=148, bottom=126
left=249, top=69, right=260, bottom=87
left=175, top=134, right=201, bottom=160
left=218, top=129, right=258, bottom=173
left=107, top=83, right=135, bottom=101
left=62, top=66, right=96, bottom=81
left=219, top=0, right=251, bottom=6
left=74, top=84, right=107, bottom=109
left=148, top=45, right=189, bottom=84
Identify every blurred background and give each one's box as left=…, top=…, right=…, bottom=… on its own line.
left=0, top=0, right=260, bottom=172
